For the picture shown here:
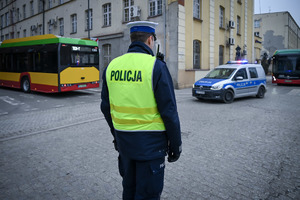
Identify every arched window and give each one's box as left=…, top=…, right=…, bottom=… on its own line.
left=102, top=44, right=111, bottom=68
left=193, top=40, right=201, bottom=69
left=219, top=45, right=224, bottom=65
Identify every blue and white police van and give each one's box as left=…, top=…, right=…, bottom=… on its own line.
left=192, top=61, right=267, bottom=103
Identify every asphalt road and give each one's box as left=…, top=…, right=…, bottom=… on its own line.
left=0, top=77, right=299, bottom=199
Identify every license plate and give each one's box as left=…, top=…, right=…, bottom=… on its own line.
left=196, top=90, right=205, bottom=94
left=285, top=80, right=292, bottom=83
left=78, top=84, right=87, bottom=88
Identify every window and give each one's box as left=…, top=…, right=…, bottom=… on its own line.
left=17, top=32, right=20, bottom=38
left=193, top=40, right=201, bottom=69
left=71, top=14, right=77, bottom=33
left=103, top=44, right=111, bottom=68
left=10, top=10, right=14, bottom=24
left=237, top=16, right=240, bottom=35
left=149, top=0, right=162, bottom=17
left=193, top=0, right=201, bottom=19
left=10, top=32, right=14, bottom=39
left=124, top=0, right=134, bottom=22
left=5, top=12, right=9, bottom=26
left=38, top=0, right=43, bottom=13
left=59, top=18, right=64, bottom=36
left=249, top=68, right=258, bottom=78
left=219, top=6, right=224, bottom=28
left=59, top=0, right=64, bottom=4
left=219, top=45, right=224, bottom=65
left=103, top=3, right=111, bottom=26
left=235, top=68, right=248, bottom=79
left=0, top=15, right=3, bottom=28
left=30, top=1, right=34, bottom=16
left=16, top=8, right=19, bottom=21
left=23, top=4, right=26, bottom=19
left=23, top=29, right=26, bottom=37
left=48, top=23, right=53, bottom=34
left=85, top=9, right=93, bottom=30
left=48, top=0, right=53, bottom=9
left=38, top=25, right=42, bottom=35
left=254, top=19, right=260, bottom=28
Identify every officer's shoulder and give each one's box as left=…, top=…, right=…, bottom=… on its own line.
left=155, top=58, right=167, bottom=68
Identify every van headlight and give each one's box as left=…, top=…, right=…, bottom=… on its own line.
left=211, top=84, right=223, bottom=90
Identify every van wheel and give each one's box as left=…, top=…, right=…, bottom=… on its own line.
left=223, top=90, right=234, bottom=103
left=256, top=86, right=265, bottom=98
left=21, top=77, right=31, bottom=93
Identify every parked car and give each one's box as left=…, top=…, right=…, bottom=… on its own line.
left=192, top=61, right=267, bottom=103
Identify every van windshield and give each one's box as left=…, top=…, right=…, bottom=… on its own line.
left=205, top=68, right=236, bottom=79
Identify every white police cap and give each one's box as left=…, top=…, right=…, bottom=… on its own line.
left=127, top=21, right=158, bottom=34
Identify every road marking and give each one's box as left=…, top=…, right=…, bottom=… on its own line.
left=0, top=112, right=8, bottom=116
left=24, top=108, right=39, bottom=112
left=0, top=117, right=105, bottom=142
left=53, top=105, right=65, bottom=108
left=0, top=96, right=24, bottom=106
left=288, top=89, right=300, bottom=96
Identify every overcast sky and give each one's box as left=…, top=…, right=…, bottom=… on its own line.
left=254, top=0, right=300, bottom=26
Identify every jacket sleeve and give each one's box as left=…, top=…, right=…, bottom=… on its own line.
left=100, top=67, right=115, bottom=138
left=153, top=60, right=182, bottom=154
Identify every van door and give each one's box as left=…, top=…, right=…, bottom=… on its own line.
left=233, top=68, right=249, bottom=96
left=248, top=67, right=259, bottom=94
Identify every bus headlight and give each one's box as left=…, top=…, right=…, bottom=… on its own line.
left=211, top=84, right=223, bottom=90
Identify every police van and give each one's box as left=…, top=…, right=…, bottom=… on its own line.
left=192, top=61, right=267, bottom=103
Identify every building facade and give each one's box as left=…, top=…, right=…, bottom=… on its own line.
left=0, top=0, right=255, bottom=88
left=254, top=12, right=300, bottom=58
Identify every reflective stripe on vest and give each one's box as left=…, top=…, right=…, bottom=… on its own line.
left=106, top=53, right=166, bottom=131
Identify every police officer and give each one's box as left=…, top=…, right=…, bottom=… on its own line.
left=100, top=21, right=182, bottom=200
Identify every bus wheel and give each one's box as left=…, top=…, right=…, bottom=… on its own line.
left=21, top=77, right=31, bottom=93
left=223, top=89, right=234, bottom=103
left=256, top=86, right=265, bottom=98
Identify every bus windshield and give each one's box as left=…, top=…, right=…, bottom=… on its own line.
left=273, top=55, right=300, bottom=74
left=60, top=44, right=99, bottom=66
left=205, top=68, right=236, bottom=79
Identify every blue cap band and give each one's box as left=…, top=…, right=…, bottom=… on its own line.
left=130, top=26, right=155, bottom=33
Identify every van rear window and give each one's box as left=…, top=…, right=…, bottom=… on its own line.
left=249, top=67, right=258, bottom=78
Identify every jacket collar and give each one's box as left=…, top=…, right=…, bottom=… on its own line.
left=127, top=41, right=154, bottom=56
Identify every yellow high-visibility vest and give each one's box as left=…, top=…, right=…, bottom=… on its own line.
left=106, top=53, right=166, bottom=131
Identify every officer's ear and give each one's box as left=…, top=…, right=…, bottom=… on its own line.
left=145, top=35, right=154, bottom=49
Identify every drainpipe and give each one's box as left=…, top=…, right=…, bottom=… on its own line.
left=88, top=0, right=90, bottom=39
left=43, top=0, right=45, bottom=34
left=164, top=0, right=166, bottom=56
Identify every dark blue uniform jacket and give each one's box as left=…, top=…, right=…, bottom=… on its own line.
left=101, top=41, right=181, bottom=161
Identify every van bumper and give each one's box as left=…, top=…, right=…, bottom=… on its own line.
left=192, top=88, right=224, bottom=100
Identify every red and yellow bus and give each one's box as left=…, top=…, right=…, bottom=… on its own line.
left=0, top=34, right=99, bottom=93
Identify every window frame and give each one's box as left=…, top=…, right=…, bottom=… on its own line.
left=85, top=9, right=93, bottom=31
left=71, top=14, right=77, bottom=34
left=103, top=3, right=111, bottom=27
left=237, top=15, right=241, bottom=35
left=193, top=40, right=201, bottom=69
left=219, top=45, right=224, bottom=65
left=59, top=18, right=64, bottom=36
left=124, top=0, right=134, bottom=22
left=193, top=0, right=201, bottom=19
left=149, top=0, right=162, bottom=17
left=102, top=44, right=112, bottom=68
left=219, top=6, right=225, bottom=28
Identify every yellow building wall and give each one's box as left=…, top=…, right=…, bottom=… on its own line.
left=177, top=0, right=254, bottom=89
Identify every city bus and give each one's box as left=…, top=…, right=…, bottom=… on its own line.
left=0, top=34, right=99, bottom=93
left=272, top=49, right=300, bottom=85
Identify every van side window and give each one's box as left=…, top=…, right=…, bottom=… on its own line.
left=235, top=68, right=248, bottom=79
left=249, top=67, right=258, bottom=78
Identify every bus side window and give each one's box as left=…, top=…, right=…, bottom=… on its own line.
left=296, top=58, right=300, bottom=71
